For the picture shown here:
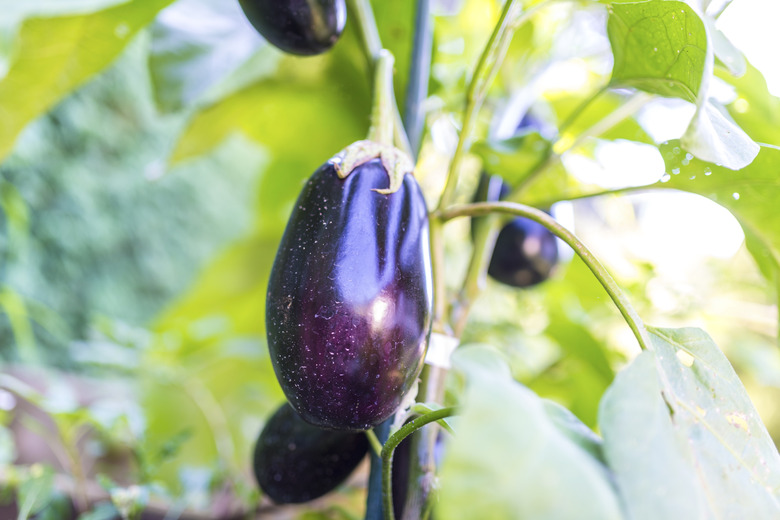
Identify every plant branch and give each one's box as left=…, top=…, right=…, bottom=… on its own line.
left=436, top=0, right=520, bottom=210
left=365, top=429, right=383, bottom=457
left=530, top=184, right=656, bottom=208
left=348, top=0, right=413, bottom=156
left=381, top=407, right=458, bottom=520
left=365, top=419, right=392, bottom=520
left=368, top=50, right=396, bottom=146
left=437, top=0, right=553, bottom=211
left=397, top=360, right=449, bottom=520
left=438, top=201, right=652, bottom=351
left=404, top=0, right=433, bottom=158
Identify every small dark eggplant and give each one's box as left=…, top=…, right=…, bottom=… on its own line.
left=238, top=0, right=346, bottom=56
left=266, top=158, right=433, bottom=431
left=253, top=402, right=369, bottom=503
left=473, top=173, right=559, bottom=288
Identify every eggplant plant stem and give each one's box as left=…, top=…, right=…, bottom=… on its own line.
left=404, top=0, right=432, bottom=158
left=366, top=429, right=383, bottom=457
left=436, top=0, right=520, bottom=210
left=348, top=0, right=413, bottom=156
left=365, top=419, right=392, bottom=520
left=368, top=51, right=396, bottom=146
left=399, top=2, right=442, bottom=515
left=439, top=202, right=652, bottom=351
left=381, top=407, right=458, bottom=520
left=436, top=0, right=556, bottom=211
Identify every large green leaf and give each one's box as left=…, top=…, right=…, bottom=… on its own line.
left=0, top=0, right=174, bottom=164
left=599, top=328, right=780, bottom=518
left=147, top=0, right=263, bottom=113
left=168, top=21, right=369, bottom=166
left=169, top=25, right=370, bottom=234
left=605, top=0, right=757, bottom=169
left=2, top=0, right=128, bottom=20
left=438, top=345, right=624, bottom=520
left=152, top=233, right=278, bottom=337
left=16, top=465, right=56, bottom=519
left=607, top=1, right=706, bottom=102
left=719, top=62, right=780, bottom=148
left=169, top=74, right=368, bottom=233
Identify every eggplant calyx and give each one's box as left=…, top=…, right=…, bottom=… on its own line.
left=329, top=139, right=414, bottom=195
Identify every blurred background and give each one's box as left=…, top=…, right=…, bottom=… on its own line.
left=0, top=0, right=777, bottom=517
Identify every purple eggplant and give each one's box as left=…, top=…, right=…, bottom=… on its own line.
left=238, top=0, right=346, bottom=56
left=266, top=158, right=433, bottom=431
left=253, top=402, right=368, bottom=503
left=474, top=173, right=559, bottom=288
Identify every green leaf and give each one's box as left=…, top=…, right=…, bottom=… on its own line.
left=410, top=402, right=456, bottom=435
left=0, top=426, right=16, bottom=465
left=552, top=92, right=654, bottom=145
left=147, top=0, right=262, bottom=113
left=681, top=98, right=759, bottom=171
left=152, top=233, right=278, bottom=337
left=3, top=1, right=129, bottom=21
left=599, top=350, right=707, bottom=519
left=0, top=287, right=37, bottom=363
left=542, top=399, right=606, bottom=464
left=599, top=328, right=780, bottom=518
left=168, top=28, right=369, bottom=236
left=0, top=180, right=29, bottom=252
left=606, top=1, right=758, bottom=169
left=514, top=142, right=604, bottom=207
left=607, top=1, right=707, bottom=102
left=438, top=345, right=624, bottom=520
left=0, top=0, right=175, bottom=163
left=472, top=131, right=552, bottom=187
left=77, top=502, right=121, bottom=520
left=719, top=61, right=780, bottom=148
left=16, top=464, right=55, bottom=520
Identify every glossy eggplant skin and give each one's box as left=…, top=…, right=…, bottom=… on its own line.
left=474, top=174, right=559, bottom=288
left=253, top=402, right=369, bottom=503
left=238, top=0, right=346, bottom=56
left=266, top=159, right=433, bottom=431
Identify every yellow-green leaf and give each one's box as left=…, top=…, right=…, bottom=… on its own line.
left=0, top=0, right=174, bottom=163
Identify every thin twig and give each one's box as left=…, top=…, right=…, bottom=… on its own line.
left=381, top=407, right=458, bottom=520
left=439, top=201, right=652, bottom=351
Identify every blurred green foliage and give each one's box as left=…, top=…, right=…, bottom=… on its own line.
left=0, top=39, right=261, bottom=366
left=0, top=0, right=777, bottom=518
